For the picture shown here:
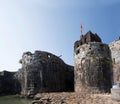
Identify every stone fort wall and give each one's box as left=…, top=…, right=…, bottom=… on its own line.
left=109, top=39, right=120, bottom=84
left=15, top=51, right=74, bottom=97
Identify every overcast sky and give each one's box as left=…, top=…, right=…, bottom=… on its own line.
left=0, top=0, right=120, bottom=71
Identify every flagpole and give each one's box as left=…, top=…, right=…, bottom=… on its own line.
left=80, top=24, right=82, bottom=35
left=80, top=24, right=83, bottom=39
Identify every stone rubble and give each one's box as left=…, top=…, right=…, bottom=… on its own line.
left=32, top=92, right=120, bottom=104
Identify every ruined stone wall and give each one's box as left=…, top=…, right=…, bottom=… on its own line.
left=15, top=51, right=74, bottom=97
left=0, top=71, right=20, bottom=95
left=74, top=42, right=113, bottom=93
left=109, top=39, right=120, bottom=84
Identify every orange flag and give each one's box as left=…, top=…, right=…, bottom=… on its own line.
left=80, top=24, right=83, bottom=33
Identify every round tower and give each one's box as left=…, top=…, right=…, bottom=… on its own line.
left=74, top=31, right=113, bottom=93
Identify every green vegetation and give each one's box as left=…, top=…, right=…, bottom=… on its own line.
left=19, top=59, right=22, bottom=64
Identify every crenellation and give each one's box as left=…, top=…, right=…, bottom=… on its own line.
left=74, top=31, right=102, bottom=47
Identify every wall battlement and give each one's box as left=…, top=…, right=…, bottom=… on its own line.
left=74, top=31, right=101, bottom=49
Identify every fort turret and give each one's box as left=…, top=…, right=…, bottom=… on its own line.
left=74, top=31, right=113, bottom=93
